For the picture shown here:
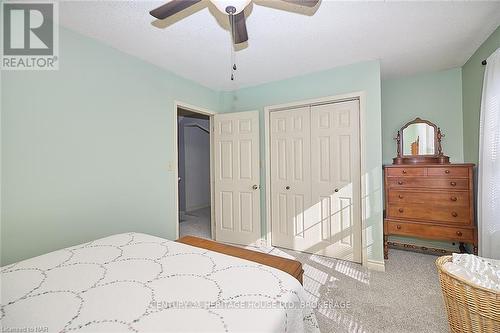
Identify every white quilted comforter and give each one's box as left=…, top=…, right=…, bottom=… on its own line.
left=1, top=233, right=319, bottom=333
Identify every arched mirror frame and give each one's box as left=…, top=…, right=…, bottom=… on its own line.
left=393, top=117, right=449, bottom=164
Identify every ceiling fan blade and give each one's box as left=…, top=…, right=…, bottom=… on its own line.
left=280, top=0, right=319, bottom=7
left=150, top=0, right=201, bottom=20
left=230, top=11, right=248, bottom=44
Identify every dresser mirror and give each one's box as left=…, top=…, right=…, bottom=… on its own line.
left=402, top=123, right=435, bottom=155
left=393, top=117, right=449, bottom=164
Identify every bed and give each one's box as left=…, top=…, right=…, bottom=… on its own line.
left=0, top=232, right=319, bottom=332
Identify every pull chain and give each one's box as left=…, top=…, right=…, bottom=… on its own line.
left=231, top=60, right=236, bottom=81
left=230, top=13, right=237, bottom=81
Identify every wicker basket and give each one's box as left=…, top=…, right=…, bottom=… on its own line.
left=436, top=255, right=500, bottom=332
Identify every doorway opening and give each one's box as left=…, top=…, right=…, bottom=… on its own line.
left=177, top=107, right=212, bottom=239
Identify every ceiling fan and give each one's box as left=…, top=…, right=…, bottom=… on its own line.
left=150, top=0, right=319, bottom=44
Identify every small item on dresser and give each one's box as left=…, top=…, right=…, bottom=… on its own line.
left=384, top=118, right=477, bottom=259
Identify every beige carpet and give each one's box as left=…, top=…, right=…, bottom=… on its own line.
left=179, top=207, right=211, bottom=238
left=179, top=207, right=449, bottom=333
left=269, top=247, right=448, bottom=333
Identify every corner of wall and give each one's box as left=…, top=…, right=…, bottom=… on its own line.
left=462, top=25, right=500, bottom=164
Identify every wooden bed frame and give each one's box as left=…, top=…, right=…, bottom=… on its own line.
left=177, top=236, right=304, bottom=284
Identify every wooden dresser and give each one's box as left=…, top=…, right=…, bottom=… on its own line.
left=383, top=164, right=477, bottom=259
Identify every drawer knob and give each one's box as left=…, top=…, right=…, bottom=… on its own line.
left=398, top=208, right=404, bottom=213
left=396, top=225, right=402, bottom=230
left=334, top=188, right=339, bottom=193
left=451, top=212, right=458, bottom=217
left=450, top=196, right=458, bottom=201
left=456, top=231, right=462, bottom=237
left=445, top=170, right=450, bottom=174
left=402, top=170, right=407, bottom=174
left=285, top=186, right=290, bottom=190
left=450, top=181, right=457, bottom=186
left=397, top=181, right=404, bottom=185
left=398, top=194, right=404, bottom=199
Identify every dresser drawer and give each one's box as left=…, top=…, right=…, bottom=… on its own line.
left=427, top=167, right=469, bottom=178
left=387, top=205, right=470, bottom=224
left=386, top=220, right=474, bottom=242
left=387, top=177, right=469, bottom=190
left=388, top=191, right=469, bottom=207
left=386, top=167, right=425, bottom=177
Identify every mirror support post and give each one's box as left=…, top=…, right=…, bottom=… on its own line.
left=437, top=127, right=444, bottom=156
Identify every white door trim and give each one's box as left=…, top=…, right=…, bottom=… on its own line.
left=264, top=91, right=370, bottom=268
left=173, top=101, right=216, bottom=240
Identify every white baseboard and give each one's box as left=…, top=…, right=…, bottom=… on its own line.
left=251, top=238, right=268, bottom=248
left=367, top=259, right=385, bottom=272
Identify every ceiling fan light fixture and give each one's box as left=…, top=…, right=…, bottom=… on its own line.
left=210, top=0, right=251, bottom=15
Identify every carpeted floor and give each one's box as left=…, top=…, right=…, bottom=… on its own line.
left=179, top=207, right=212, bottom=238
left=179, top=207, right=449, bottom=333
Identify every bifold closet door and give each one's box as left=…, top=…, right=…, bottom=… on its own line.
left=270, top=100, right=361, bottom=263
left=270, top=107, right=313, bottom=250
left=310, top=100, right=361, bottom=262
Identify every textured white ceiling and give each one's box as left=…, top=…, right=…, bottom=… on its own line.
left=59, top=1, right=500, bottom=91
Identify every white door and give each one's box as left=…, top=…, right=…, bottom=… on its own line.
left=270, top=107, right=312, bottom=250
left=310, top=100, right=361, bottom=262
left=270, top=100, right=361, bottom=262
left=214, top=111, right=261, bottom=245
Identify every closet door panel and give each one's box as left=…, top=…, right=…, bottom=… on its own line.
left=270, top=108, right=311, bottom=248
left=310, top=100, right=361, bottom=262
left=270, top=111, right=291, bottom=243
left=269, top=101, right=361, bottom=263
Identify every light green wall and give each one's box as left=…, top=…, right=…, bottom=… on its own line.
left=1, top=28, right=385, bottom=265
left=381, top=68, right=464, bottom=251
left=3, top=22, right=473, bottom=265
left=381, top=68, right=464, bottom=165
left=463, top=25, right=500, bottom=164
left=1, top=27, right=220, bottom=265
left=221, top=61, right=384, bottom=263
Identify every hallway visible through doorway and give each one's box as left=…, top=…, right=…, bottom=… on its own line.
left=177, top=108, right=211, bottom=239
left=179, top=207, right=211, bottom=239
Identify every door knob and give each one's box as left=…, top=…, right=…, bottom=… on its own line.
left=285, top=186, right=290, bottom=190
left=252, top=185, right=260, bottom=190
left=334, top=188, right=339, bottom=192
